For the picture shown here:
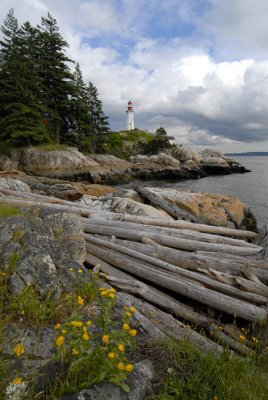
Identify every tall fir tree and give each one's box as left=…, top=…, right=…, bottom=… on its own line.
left=36, top=13, right=74, bottom=144
left=0, top=10, right=49, bottom=149
left=68, top=63, right=93, bottom=151
left=87, top=82, right=109, bottom=153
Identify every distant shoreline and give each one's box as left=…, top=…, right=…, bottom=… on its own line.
left=225, top=152, right=268, bottom=156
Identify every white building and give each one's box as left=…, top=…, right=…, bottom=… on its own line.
left=126, top=100, right=134, bottom=130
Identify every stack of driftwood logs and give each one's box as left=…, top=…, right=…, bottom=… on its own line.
left=1, top=185, right=268, bottom=357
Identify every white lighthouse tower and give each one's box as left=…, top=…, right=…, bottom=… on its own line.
left=126, top=100, right=134, bottom=130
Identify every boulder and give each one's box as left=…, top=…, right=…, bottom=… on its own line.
left=20, top=147, right=100, bottom=173
left=0, top=209, right=87, bottom=297
left=148, top=188, right=251, bottom=228
left=170, top=146, right=202, bottom=164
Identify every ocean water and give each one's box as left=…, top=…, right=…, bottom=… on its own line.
left=118, top=156, right=268, bottom=229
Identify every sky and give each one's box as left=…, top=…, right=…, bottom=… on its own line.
left=1, top=0, right=268, bottom=153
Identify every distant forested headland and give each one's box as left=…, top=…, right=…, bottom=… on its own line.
left=225, top=152, right=268, bottom=156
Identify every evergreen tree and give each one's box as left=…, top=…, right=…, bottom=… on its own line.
left=36, top=13, right=74, bottom=144
left=87, top=82, right=109, bottom=153
left=68, top=63, right=93, bottom=151
left=0, top=10, right=49, bottom=148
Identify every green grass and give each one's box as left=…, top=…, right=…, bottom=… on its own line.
left=0, top=204, right=21, bottom=218
left=146, top=339, right=268, bottom=400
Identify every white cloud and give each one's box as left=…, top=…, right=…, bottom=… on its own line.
left=1, top=0, right=268, bottom=151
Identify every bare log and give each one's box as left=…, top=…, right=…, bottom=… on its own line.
left=83, top=223, right=262, bottom=256
left=83, top=218, right=258, bottom=249
left=133, top=184, right=202, bottom=223
left=236, top=277, right=268, bottom=298
left=87, top=211, right=258, bottom=240
left=85, top=241, right=267, bottom=322
left=0, top=198, right=90, bottom=217
left=112, top=238, right=268, bottom=284
left=85, top=234, right=267, bottom=304
left=86, top=252, right=255, bottom=356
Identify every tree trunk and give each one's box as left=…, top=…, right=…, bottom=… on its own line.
left=83, top=223, right=262, bottom=256
left=85, top=241, right=267, bottom=322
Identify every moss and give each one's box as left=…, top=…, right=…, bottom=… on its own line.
left=0, top=204, right=21, bottom=218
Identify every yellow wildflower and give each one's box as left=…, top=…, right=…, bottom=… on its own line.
left=61, top=329, right=67, bottom=334
left=71, top=321, right=83, bottom=327
left=78, top=269, right=82, bottom=274
left=123, top=323, right=130, bottom=330
left=241, top=327, right=245, bottom=331
left=129, top=307, right=136, bottom=312
left=83, top=333, right=89, bottom=341
left=54, top=323, right=61, bottom=330
left=101, top=291, right=107, bottom=296
left=125, top=364, right=134, bottom=372
left=109, top=293, right=115, bottom=299
left=41, top=363, right=45, bottom=368
left=117, top=362, right=125, bottom=371
left=239, top=335, right=245, bottom=340
left=124, top=306, right=129, bottom=310
left=86, top=320, right=91, bottom=326
left=13, top=377, right=22, bottom=385
left=69, top=268, right=74, bottom=271
left=13, top=344, right=24, bottom=357
left=102, top=335, right=109, bottom=344
left=99, top=287, right=106, bottom=291
left=102, top=273, right=107, bottom=277
left=72, top=348, right=79, bottom=355
left=56, top=336, right=64, bottom=347
left=128, top=329, right=137, bottom=337
left=21, top=310, right=25, bottom=315
left=118, top=344, right=125, bottom=352
left=2, top=272, right=6, bottom=276
left=252, top=337, right=258, bottom=343
left=186, top=324, right=191, bottom=328
left=108, top=288, right=115, bottom=293
left=149, top=311, right=154, bottom=315
left=77, top=296, right=84, bottom=305
left=108, top=352, right=116, bottom=359
left=218, top=326, right=223, bottom=330
left=126, top=312, right=132, bottom=317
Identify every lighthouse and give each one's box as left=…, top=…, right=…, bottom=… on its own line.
left=126, top=100, right=134, bottom=130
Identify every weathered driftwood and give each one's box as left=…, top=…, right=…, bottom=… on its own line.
left=119, top=293, right=241, bottom=358
left=235, top=277, right=268, bottom=298
left=85, top=234, right=267, bottom=304
left=0, top=198, right=90, bottom=217
left=89, top=211, right=258, bottom=240
left=133, top=184, right=202, bottom=223
left=110, top=237, right=268, bottom=285
left=0, top=189, right=92, bottom=210
left=85, top=241, right=267, bottom=322
left=86, top=253, right=255, bottom=356
left=83, top=223, right=262, bottom=256
left=83, top=218, right=258, bottom=249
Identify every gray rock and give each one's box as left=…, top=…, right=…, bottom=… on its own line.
left=3, top=324, right=56, bottom=359
left=61, top=360, right=154, bottom=400
left=0, top=177, right=31, bottom=192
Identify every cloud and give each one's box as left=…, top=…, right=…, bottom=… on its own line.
left=1, top=0, right=268, bottom=152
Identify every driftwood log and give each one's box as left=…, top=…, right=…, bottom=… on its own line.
left=83, top=223, right=262, bottom=256
left=86, top=253, right=254, bottom=356
left=89, top=212, right=258, bottom=240
left=85, top=235, right=267, bottom=304
left=83, top=217, right=258, bottom=249
left=85, top=240, right=267, bottom=323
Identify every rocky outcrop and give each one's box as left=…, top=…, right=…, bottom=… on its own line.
left=147, top=187, right=255, bottom=229
left=0, top=145, right=249, bottom=185
left=0, top=209, right=87, bottom=297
